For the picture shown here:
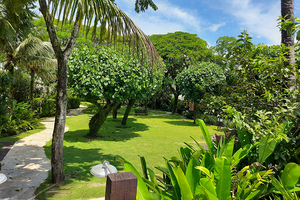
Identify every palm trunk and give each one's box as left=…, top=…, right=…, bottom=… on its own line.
left=30, top=69, right=35, bottom=104
left=281, top=0, right=296, bottom=88
left=39, top=0, right=80, bottom=184
left=88, top=101, right=118, bottom=136
left=121, top=99, right=135, bottom=125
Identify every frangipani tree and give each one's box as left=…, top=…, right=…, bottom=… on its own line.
left=176, top=62, right=226, bottom=123
left=38, top=0, right=161, bottom=183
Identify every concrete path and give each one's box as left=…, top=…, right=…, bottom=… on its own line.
left=0, top=117, right=68, bottom=200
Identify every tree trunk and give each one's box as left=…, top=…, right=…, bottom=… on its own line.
left=151, top=95, right=156, bottom=109
left=39, top=0, right=80, bottom=184
left=30, top=69, right=35, bottom=104
left=193, top=100, right=199, bottom=124
left=51, top=57, right=68, bottom=183
left=172, top=93, right=179, bottom=114
left=121, top=99, right=136, bottom=125
left=281, top=0, right=296, bottom=88
left=112, top=103, right=121, bottom=119
left=88, top=101, right=118, bottom=136
left=145, top=100, right=148, bottom=115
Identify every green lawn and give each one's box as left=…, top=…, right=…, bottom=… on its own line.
left=36, top=113, right=222, bottom=199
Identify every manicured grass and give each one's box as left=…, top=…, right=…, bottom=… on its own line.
left=81, top=102, right=167, bottom=115
left=36, top=113, right=222, bottom=200
left=0, top=121, right=46, bottom=142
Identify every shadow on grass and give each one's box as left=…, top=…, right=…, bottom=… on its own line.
left=64, top=118, right=149, bottom=144
left=163, top=120, right=197, bottom=126
left=39, top=145, right=123, bottom=199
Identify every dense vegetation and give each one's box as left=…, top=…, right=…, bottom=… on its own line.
left=0, top=0, right=300, bottom=199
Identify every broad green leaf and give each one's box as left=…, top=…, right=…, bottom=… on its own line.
left=196, top=119, right=215, bottom=154
left=115, top=155, right=152, bottom=200
left=232, top=144, right=252, bottom=167
left=214, top=158, right=231, bottom=200
left=236, top=125, right=251, bottom=147
left=165, top=160, right=181, bottom=200
left=281, top=163, right=300, bottom=188
left=174, top=166, right=194, bottom=200
left=186, top=158, right=201, bottom=195
left=198, top=178, right=218, bottom=200
left=258, top=136, right=277, bottom=164
left=219, top=137, right=234, bottom=163
left=201, top=151, right=214, bottom=171
left=140, top=156, right=148, bottom=180
left=196, top=166, right=213, bottom=179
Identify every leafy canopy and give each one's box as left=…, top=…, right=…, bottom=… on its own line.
left=68, top=47, right=163, bottom=103
left=176, top=62, right=226, bottom=101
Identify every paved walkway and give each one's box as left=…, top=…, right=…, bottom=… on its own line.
left=0, top=117, right=68, bottom=200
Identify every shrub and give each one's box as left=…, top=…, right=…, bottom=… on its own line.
left=67, top=97, right=81, bottom=109
left=32, top=98, right=56, bottom=117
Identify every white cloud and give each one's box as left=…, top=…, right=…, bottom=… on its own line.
left=208, top=22, right=226, bottom=32
left=222, top=0, right=281, bottom=44
left=117, top=0, right=201, bottom=35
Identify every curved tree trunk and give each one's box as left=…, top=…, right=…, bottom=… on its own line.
left=121, top=99, right=135, bottom=125
left=281, top=0, right=296, bottom=88
left=112, top=103, right=121, bottom=119
left=88, top=101, right=118, bottom=136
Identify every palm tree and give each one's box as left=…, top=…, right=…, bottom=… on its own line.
left=37, top=0, right=162, bottom=183
left=12, top=37, right=56, bottom=103
left=281, top=0, right=296, bottom=87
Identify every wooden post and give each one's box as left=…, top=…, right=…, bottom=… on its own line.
left=105, top=172, right=137, bottom=200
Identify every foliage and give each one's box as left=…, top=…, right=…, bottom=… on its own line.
left=149, top=32, right=213, bottom=113
left=32, top=98, right=56, bottom=117
left=67, top=97, right=81, bottom=109
left=116, top=120, right=285, bottom=200
left=0, top=71, right=12, bottom=117
left=176, top=62, right=225, bottom=102
left=0, top=101, right=38, bottom=137
left=277, top=15, right=300, bottom=40
left=68, top=47, right=163, bottom=135
left=69, top=47, right=162, bottom=104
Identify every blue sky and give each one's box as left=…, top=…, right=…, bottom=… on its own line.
left=115, top=0, right=300, bottom=46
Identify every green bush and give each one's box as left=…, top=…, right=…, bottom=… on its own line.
left=67, top=97, right=81, bottom=109
left=32, top=98, right=56, bottom=117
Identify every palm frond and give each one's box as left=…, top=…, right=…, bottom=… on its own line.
left=48, top=0, right=163, bottom=68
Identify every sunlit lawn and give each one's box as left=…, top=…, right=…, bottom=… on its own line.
left=36, top=113, right=222, bottom=199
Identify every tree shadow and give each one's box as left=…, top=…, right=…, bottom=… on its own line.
left=37, top=145, right=124, bottom=199
left=63, top=117, right=149, bottom=144
left=163, top=120, right=197, bottom=126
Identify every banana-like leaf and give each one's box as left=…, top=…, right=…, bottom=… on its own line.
left=214, top=157, right=231, bottom=200
left=198, top=178, right=218, bottom=200
left=196, top=166, right=214, bottom=179
left=174, top=166, right=194, bottom=200
left=190, top=136, right=206, bottom=152
left=186, top=158, right=201, bottom=195
left=219, top=137, right=234, bottom=163
left=115, top=155, right=152, bottom=200
left=232, top=144, right=253, bottom=167
left=165, top=159, right=181, bottom=200
left=258, top=136, right=277, bottom=164
left=270, top=176, right=295, bottom=200
left=281, top=162, right=300, bottom=188
left=236, top=125, right=252, bottom=146
left=140, top=156, right=149, bottom=180
left=201, top=151, right=214, bottom=171
left=196, top=119, right=215, bottom=154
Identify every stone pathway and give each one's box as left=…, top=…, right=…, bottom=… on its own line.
left=0, top=117, right=68, bottom=200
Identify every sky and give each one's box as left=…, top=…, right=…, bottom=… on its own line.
left=114, top=0, right=300, bottom=46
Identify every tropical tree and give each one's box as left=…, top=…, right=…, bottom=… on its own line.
left=68, top=47, right=162, bottom=136
left=176, top=62, right=226, bottom=123
left=37, top=0, right=161, bottom=183
left=5, top=37, right=56, bottom=103
left=281, top=0, right=296, bottom=87
left=149, top=32, right=213, bottom=114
